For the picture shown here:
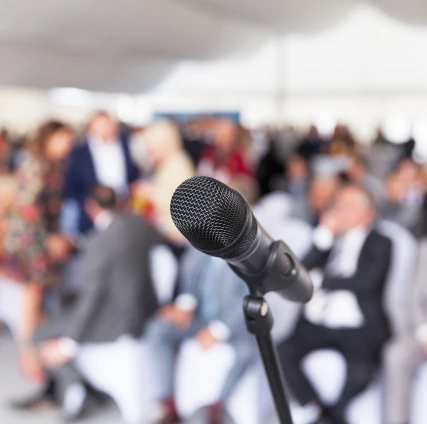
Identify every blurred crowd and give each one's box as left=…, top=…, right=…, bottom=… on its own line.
left=0, top=112, right=426, bottom=424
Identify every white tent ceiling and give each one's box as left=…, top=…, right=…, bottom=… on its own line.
left=1, top=0, right=427, bottom=92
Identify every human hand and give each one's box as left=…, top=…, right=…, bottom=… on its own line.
left=38, top=339, right=74, bottom=369
left=157, top=305, right=194, bottom=330
left=195, top=327, right=220, bottom=351
left=19, top=345, right=46, bottom=384
left=45, top=234, right=73, bottom=262
left=320, top=209, right=339, bottom=235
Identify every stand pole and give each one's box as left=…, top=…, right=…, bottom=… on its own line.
left=244, top=295, right=293, bottom=424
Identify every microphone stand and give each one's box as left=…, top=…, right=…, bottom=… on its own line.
left=243, top=295, right=293, bottom=424
left=231, top=240, right=304, bottom=424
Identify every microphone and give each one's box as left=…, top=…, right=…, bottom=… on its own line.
left=170, top=176, right=313, bottom=303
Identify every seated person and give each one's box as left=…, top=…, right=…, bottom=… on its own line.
left=278, top=184, right=392, bottom=424
left=381, top=160, right=424, bottom=237
left=383, top=239, right=427, bottom=424
left=291, top=172, right=340, bottom=227
left=145, top=248, right=257, bottom=424
left=19, top=185, right=161, bottom=422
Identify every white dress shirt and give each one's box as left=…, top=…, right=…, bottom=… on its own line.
left=304, top=225, right=370, bottom=329
left=88, top=138, right=127, bottom=194
left=93, top=211, right=115, bottom=232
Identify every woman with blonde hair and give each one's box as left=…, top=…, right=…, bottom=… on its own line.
left=133, top=120, right=195, bottom=243
left=1, top=120, right=74, bottom=382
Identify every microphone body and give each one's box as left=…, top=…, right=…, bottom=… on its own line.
left=228, top=221, right=274, bottom=274
left=170, top=176, right=313, bottom=303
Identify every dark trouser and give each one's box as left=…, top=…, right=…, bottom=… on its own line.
left=33, top=314, right=82, bottom=402
left=278, top=318, right=380, bottom=420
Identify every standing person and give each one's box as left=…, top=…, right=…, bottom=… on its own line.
left=279, top=185, right=392, bottom=424
left=132, top=120, right=195, bottom=244
left=1, top=121, right=74, bottom=381
left=297, top=125, right=324, bottom=160
left=25, top=185, right=162, bottom=422
left=62, top=111, right=139, bottom=235
left=198, top=118, right=255, bottom=185
left=328, top=125, right=355, bottom=157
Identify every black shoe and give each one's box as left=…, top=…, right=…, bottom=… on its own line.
left=328, top=407, right=349, bottom=424
left=9, top=382, right=57, bottom=412
left=309, top=409, right=336, bottom=424
left=310, top=417, right=333, bottom=424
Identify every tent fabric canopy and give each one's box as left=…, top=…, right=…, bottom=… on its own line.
left=0, top=0, right=426, bottom=92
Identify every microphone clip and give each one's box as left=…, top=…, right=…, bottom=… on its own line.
left=230, top=240, right=313, bottom=304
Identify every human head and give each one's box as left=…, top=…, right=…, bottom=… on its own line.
left=212, top=118, right=238, bottom=151
left=396, top=159, right=420, bottom=186
left=229, top=175, right=259, bottom=205
left=330, top=184, right=376, bottom=234
left=309, top=175, right=340, bottom=215
left=88, top=111, right=119, bottom=143
left=30, top=120, right=73, bottom=162
left=287, top=155, right=309, bottom=181
left=307, top=125, right=319, bottom=139
left=84, top=184, right=117, bottom=223
left=142, top=120, right=183, bottom=165
left=348, top=155, right=368, bottom=181
left=385, top=173, right=405, bottom=203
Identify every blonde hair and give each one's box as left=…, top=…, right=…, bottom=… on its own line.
left=143, top=120, right=183, bottom=153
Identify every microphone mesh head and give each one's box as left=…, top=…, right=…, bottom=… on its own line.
left=170, top=176, right=257, bottom=258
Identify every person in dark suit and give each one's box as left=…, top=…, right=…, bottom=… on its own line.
left=62, top=112, right=139, bottom=235
left=278, top=184, right=392, bottom=424
left=24, top=185, right=161, bottom=422
left=145, top=248, right=256, bottom=424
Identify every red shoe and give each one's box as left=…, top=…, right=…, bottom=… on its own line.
left=157, top=397, right=180, bottom=424
left=208, top=402, right=225, bottom=424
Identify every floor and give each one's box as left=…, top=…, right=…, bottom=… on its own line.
left=0, top=331, right=275, bottom=424
left=0, top=331, right=140, bottom=424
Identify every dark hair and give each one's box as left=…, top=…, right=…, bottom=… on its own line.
left=352, top=154, right=368, bottom=169
left=29, top=120, right=72, bottom=160
left=88, top=184, right=117, bottom=210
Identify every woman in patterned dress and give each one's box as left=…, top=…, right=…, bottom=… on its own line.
left=0, top=121, right=74, bottom=381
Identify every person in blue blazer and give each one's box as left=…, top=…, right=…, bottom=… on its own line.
left=61, top=112, right=139, bottom=235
